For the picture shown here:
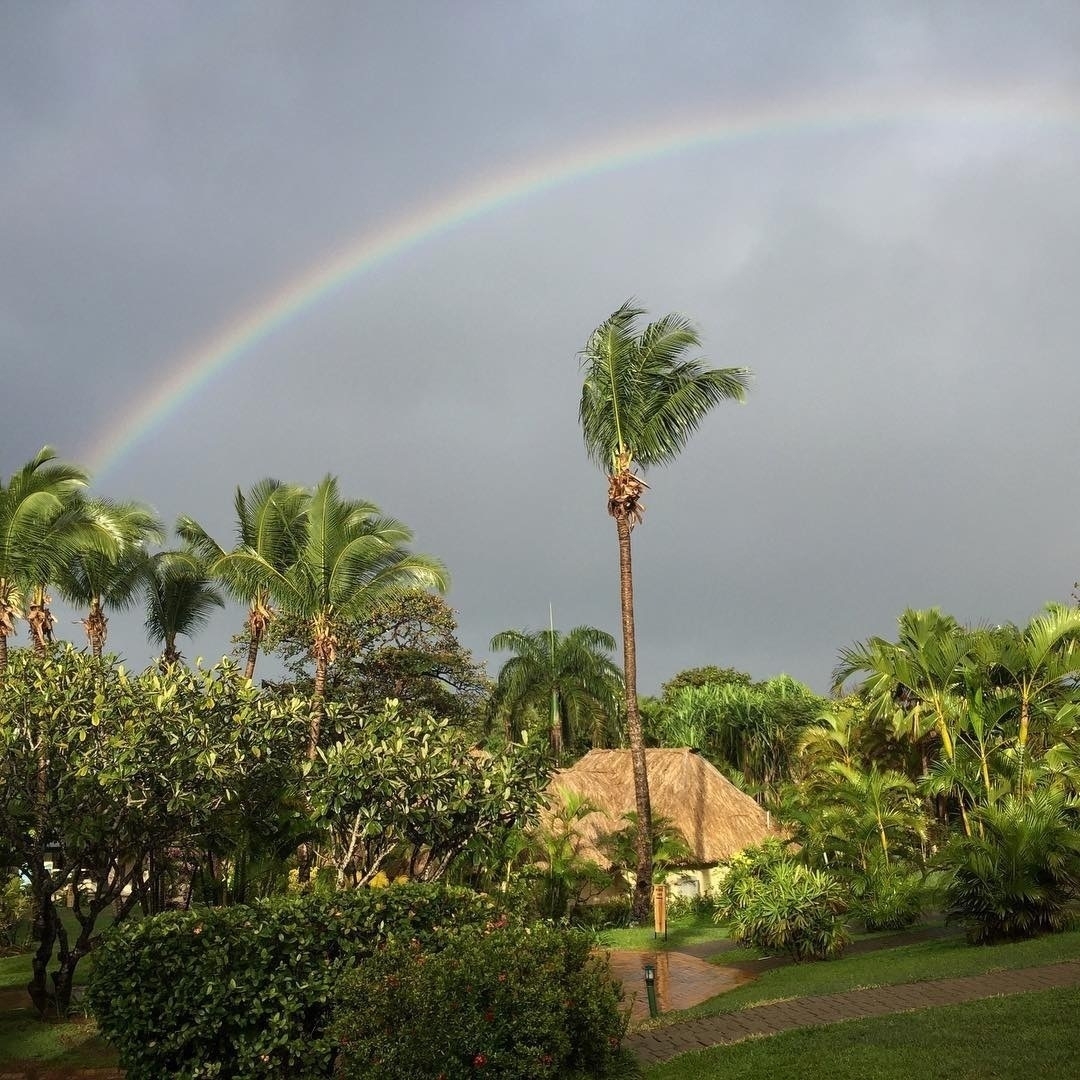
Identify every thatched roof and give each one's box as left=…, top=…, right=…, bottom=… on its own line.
left=544, top=748, right=779, bottom=868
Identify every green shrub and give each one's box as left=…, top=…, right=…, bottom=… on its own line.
left=332, top=925, right=628, bottom=1079
left=570, top=897, right=633, bottom=930
left=0, top=875, right=29, bottom=947
left=939, top=790, right=1080, bottom=945
left=852, top=863, right=926, bottom=932
left=714, top=842, right=849, bottom=962
left=87, top=883, right=506, bottom=1080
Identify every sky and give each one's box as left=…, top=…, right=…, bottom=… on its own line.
left=3, top=2, right=1080, bottom=695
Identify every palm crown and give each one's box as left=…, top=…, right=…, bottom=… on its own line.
left=579, top=301, right=751, bottom=474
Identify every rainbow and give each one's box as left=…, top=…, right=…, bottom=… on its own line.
left=85, top=83, right=1077, bottom=477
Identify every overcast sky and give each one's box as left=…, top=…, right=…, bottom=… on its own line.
left=4, top=2, right=1080, bottom=695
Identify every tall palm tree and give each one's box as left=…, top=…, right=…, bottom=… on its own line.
left=54, top=499, right=163, bottom=658
left=177, top=478, right=308, bottom=679
left=0, top=447, right=119, bottom=673
left=222, top=475, right=449, bottom=759
left=579, top=301, right=751, bottom=919
left=489, top=623, right=622, bottom=759
left=143, top=549, right=226, bottom=668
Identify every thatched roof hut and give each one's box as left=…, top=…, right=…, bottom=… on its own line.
left=544, top=747, right=779, bottom=869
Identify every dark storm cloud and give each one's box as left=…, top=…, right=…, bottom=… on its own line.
left=3, top=2, right=1080, bottom=692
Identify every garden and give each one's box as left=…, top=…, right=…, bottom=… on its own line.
left=2, top=304, right=1080, bottom=1077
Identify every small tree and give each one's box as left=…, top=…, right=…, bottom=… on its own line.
left=0, top=645, right=306, bottom=1014
left=308, top=699, right=550, bottom=887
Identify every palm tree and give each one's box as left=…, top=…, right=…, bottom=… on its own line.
left=54, top=499, right=162, bottom=658
left=221, top=475, right=448, bottom=759
left=177, top=479, right=308, bottom=679
left=972, top=606, right=1080, bottom=757
left=489, top=622, right=622, bottom=759
left=579, top=301, right=751, bottom=919
left=0, top=447, right=120, bottom=673
left=143, top=549, right=226, bottom=668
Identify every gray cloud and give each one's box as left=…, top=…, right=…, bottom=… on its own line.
left=4, top=2, right=1080, bottom=694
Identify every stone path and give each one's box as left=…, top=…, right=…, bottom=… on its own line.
left=626, top=958, right=1080, bottom=1066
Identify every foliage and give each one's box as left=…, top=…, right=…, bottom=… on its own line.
left=143, top=547, right=226, bottom=666
left=648, top=675, right=825, bottom=802
left=178, top=477, right=308, bottom=680
left=308, top=699, right=550, bottom=886
left=489, top=623, right=623, bottom=759
left=0, top=876, right=29, bottom=948
left=0, top=645, right=306, bottom=1013
left=660, top=665, right=752, bottom=698
left=850, top=862, right=926, bottom=932
left=264, top=590, right=491, bottom=726
left=598, top=812, right=692, bottom=884
left=528, top=788, right=615, bottom=921
left=88, top=884, right=506, bottom=1080
left=938, top=789, right=1080, bottom=944
left=331, top=925, right=628, bottom=1080
left=714, top=840, right=849, bottom=962
left=0, top=446, right=121, bottom=669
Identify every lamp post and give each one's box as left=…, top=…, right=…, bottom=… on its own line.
left=643, top=963, right=659, bottom=1019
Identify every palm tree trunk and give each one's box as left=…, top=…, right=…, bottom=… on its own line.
left=244, top=624, right=262, bottom=681
left=0, top=629, right=8, bottom=676
left=614, top=510, right=654, bottom=922
left=298, top=649, right=328, bottom=887
left=84, top=599, right=107, bottom=659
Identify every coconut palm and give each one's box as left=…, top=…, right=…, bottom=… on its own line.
left=54, top=499, right=163, bottom=658
left=177, top=479, right=308, bottom=679
left=0, top=447, right=120, bottom=673
left=143, top=549, right=226, bottom=668
left=579, top=300, right=750, bottom=918
left=221, top=475, right=449, bottom=759
left=489, top=623, right=622, bottom=760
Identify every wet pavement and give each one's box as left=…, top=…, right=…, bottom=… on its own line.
left=606, top=947, right=754, bottom=1023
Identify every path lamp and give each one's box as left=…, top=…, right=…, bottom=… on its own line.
left=643, top=963, right=659, bottom=1019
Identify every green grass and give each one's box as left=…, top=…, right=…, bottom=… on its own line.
left=650, top=927, right=1080, bottom=1024
left=643, top=986, right=1080, bottom=1079
left=597, top=912, right=731, bottom=951
left=0, top=912, right=117, bottom=1067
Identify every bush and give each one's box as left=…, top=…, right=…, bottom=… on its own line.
left=332, top=925, right=628, bottom=1079
left=570, top=898, right=633, bottom=930
left=714, top=841, right=849, bottom=962
left=852, top=863, right=925, bottom=932
left=939, top=790, right=1080, bottom=945
left=88, top=883, right=507, bottom=1080
left=0, top=875, right=29, bottom=948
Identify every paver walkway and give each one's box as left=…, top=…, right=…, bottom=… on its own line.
left=626, top=958, right=1080, bottom=1066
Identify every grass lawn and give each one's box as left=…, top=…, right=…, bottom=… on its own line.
left=643, top=985, right=1080, bottom=1079
left=646, top=927, right=1080, bottom=1025
left=0, top=927, right=116, bottom=1068
left=598, top=911, right=731, bottom=951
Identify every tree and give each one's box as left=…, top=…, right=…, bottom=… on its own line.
left=222, top=476, right=449, bottom=761
left=308, top=699, right=549, bottom=887
left=972, top=605, right=1080, bottom=761
left=579, top=301, right=750, bottom=919
left=143, top=549, right=226, bottom=667
left=660, top=665, right=752, bottom=699
left=489, top=623, right=622, bottom=760
left=178, top=478, right=308, bottom=680
left=0, top=447, right=120, bottom=673
left=263, top=591, right=490, bottom=727
left=54, top=499, right=162, bottom=658
left=0, top=645, right=306, bottom=1014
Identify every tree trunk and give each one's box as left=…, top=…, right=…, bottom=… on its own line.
left=84, top=599, right=108, bottom=659
left=0, top=629, right=7, bottom=676
left=614, top=510, right=654, bottom=922
left=298, top=650, right=328, bottom=886
left=244, top=624, right=262, bottom=681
